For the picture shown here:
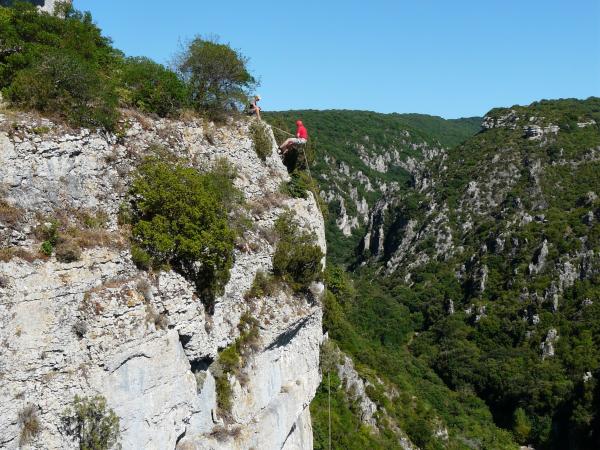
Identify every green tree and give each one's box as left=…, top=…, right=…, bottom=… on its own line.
left=176, top=37, right=256, bottom=117
left=61, top=395, right=120, bottom=450
left=0, top=2, right=120, bottom=129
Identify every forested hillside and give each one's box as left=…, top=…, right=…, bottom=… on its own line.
left=269, top=99, right=600, bottom=449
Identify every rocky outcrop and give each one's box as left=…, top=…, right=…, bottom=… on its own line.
left=541, top=329, right=559, bottom=359
left=334, top=353, right=418, bottom=450
left=0, top=112, right=325, bottom=449
left=337, top=356, right=378, bottom=428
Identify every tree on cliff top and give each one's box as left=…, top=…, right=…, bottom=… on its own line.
left=175, top=36, right=256, bottom=119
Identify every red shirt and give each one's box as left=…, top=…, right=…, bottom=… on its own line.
left=297, top=124, right=308, bottom=140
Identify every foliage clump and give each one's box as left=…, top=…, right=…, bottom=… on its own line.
left=0, top=3, right=120, bottom=129
left=34, top=210, right=117, bottom=261
left=0, top=5, right=258, bottom=127
left=129, top=157, right=239, bottom=304
left=118, top=56, right=188, bottom=117
left=244, top=270, right=280, bottom=300
left=213, top=312, right=260, bottom=414
left=249, top=121, right=272, bottom=161
left=61, top=395, right=120, bottom=450
left=272, top=211, right=323, bottom=292
left=175, top=36, right=256, bottom=120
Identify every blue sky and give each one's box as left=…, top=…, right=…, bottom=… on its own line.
left=73, top=0, right=600, bottom=118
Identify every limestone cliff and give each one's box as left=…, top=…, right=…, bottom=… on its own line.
left=0, top=111, right=325, bottom=449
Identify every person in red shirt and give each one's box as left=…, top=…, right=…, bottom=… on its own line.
left=278, top=120, right=308, bottom=154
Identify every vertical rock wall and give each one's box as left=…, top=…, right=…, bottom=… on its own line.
left=0, top=112, right=325, bottom=449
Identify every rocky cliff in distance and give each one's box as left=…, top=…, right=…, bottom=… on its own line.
left=339, top=98, right=600, bottom=449
left=0, top=111, right=325, bottom=449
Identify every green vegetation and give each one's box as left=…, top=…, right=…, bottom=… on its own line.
left=272, top=211, right=324, bottom=292
left=61, top=395, right=120, bottom=450
left=0, top=3, right=258, bottom=127
left=119, top=56, right=187, bottom=117
left=280, top=170, right=317, bottom=200
left=310, top=98, right=600, bottom=450
left=392, top=98, right=600, bottom=450
left=129, top=157, right=240, bottom=304
left=244, top=270, right=280, bottom=300
left=315, top=266, right=519, bottom=449
left=214, top=312, right=260, bottom=414
left=37, top=219, right=59, bottom=256
left=33, top=211, right=117, bottom=261
left=0, top=2, right=120, bottom=128
left=175, top=36, right=256, bottom=120
left=249, top=121, right=272, bottom=161
left=244, top=212, right=324, bottom=299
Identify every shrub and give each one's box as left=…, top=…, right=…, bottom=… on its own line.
left=244, top=270, right=280, bottom=300
left=273, top=212, right=324, bottom=292
left=119, top=56, right=187, bottom=117
left=176, top=37, right=256, bottom=118
left=6, top=49, right=118, bottom=129
left=61, top=395, right=120, bottom=450
left=281, top=170, right=313, bottom=199
left=249, top=121, right=272, bottom=161
left=129, top=157, right=238, bottom=304
left=36, top=220, right=59, bottom=256
left=513, top=407, right=532, bottom=444
left=213, top=312, right=260, bottom=414
left=0, top=3, right=121, bottom=129
left=40, top=240, right=54, bottom=256
left=18, top=404, right=40, bottom=446
left=130, top=244, right=152, bottom=270
left=320, top=339, right=343, bottom=373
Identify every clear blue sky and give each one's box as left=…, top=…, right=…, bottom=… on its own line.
left=73, top=0, right=600, bottom=118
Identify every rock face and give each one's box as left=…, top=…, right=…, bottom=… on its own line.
left=336, top=356, right=378, bottom=428
left=0, top=112, right=325, bottom=449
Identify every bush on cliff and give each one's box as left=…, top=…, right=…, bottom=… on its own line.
left=273, top=211, right=323, bottom=292
left=249, top=121, right=272, bottom=161
left=129, top=157, right=238, bottom=304
left=7, top=49, right=118, bottom=129
left=61, top=395, right=120, bottom=450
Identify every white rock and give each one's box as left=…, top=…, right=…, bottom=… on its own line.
left=0, top=113, right=325, bottom=450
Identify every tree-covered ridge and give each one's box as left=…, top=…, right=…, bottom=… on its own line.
left=344, top=97, right=600, bottom=449
left=0, top=2, right=256, bottom=128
